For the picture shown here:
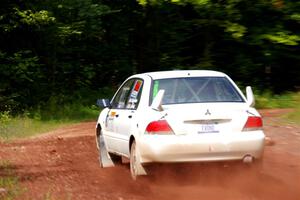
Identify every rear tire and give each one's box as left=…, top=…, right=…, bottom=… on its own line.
left=130, top=141, right=147, bottom=180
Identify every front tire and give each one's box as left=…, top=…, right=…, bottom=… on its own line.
left=96, top=128, right=116, bottom=168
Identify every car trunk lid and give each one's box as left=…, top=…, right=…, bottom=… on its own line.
left=163, top=103, right=249, bottom=135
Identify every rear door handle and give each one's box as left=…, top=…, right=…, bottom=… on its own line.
left=128, top=115, right=132, bottom=119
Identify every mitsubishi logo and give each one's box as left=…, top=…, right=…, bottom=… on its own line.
left=205, top=109, right=211, bottom=115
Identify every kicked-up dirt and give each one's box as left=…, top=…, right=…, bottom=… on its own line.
left=0, top=109, right=299, bottom=200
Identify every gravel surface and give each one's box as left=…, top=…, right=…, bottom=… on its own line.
left=0, top=109, right=299, bottom=200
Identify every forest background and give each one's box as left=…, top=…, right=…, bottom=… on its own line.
left=0, top=0, right=300, bottom=137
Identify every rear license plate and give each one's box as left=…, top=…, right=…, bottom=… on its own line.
left=198, top=124, right=219, bottom=134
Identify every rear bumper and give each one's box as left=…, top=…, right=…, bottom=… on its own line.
left=138, top=131, right=265, bottom=163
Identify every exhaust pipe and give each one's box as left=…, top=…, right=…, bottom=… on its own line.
left=243, top=155, right=253, bottom=164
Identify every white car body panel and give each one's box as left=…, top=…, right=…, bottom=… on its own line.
left=139, top=131, right=264, bottom=163
left=96, top=70, right=265, bottom=165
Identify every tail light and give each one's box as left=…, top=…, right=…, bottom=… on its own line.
left=243, top=116, right=263, bottom=131
left=145, top=120, right=174, bottom=135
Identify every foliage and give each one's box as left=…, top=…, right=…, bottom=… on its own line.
left=262, top=31, right=300, bottom=46
left=15, top=9, right=55, bottom=26
left=0, top=50, right=42, bottom=111
left=0, top=0, right=300, bottom=114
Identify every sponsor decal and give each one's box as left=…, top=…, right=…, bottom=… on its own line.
left=110, top=111, right=116, bottom=117
left=153, top=80, right=159, bottom=99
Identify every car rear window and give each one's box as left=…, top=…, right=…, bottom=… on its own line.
left=150, top=77, right=244, bottom=105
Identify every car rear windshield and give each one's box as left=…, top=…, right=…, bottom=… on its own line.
left=151, top=77, right=244, bottom=105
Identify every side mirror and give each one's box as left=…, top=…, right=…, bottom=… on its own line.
left=96, top=99, right=111, bottom=108
left=246, top=86, right=255, bottom=107
left=151, top=90, right=165, bottom=111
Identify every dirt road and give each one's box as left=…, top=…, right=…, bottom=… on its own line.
left=0, top=109, right=300, bottom=200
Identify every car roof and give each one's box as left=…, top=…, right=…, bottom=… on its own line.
left=138, top=70, right=227, bottom=80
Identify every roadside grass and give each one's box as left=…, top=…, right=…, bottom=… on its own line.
left=0, top=88, right=112, bottom=141
left=285, top=108, right=300, bottom=125
left=255, top=92, right=298, bottom=109
left=0, top=103, right=100, bottom=141
left=256, top=92, right=300, bottom=125
left=284, top=94, right=300, bottom=125
left=0, top=116, right=68, bottom=140
left=0, top=161, right=23, bottom=200
left=0, top=88, right=113, bottom=141
left=43, top=190, right=72, bottom=200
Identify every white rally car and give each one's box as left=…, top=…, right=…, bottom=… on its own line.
left=95, top=70, right=265, bottom=179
